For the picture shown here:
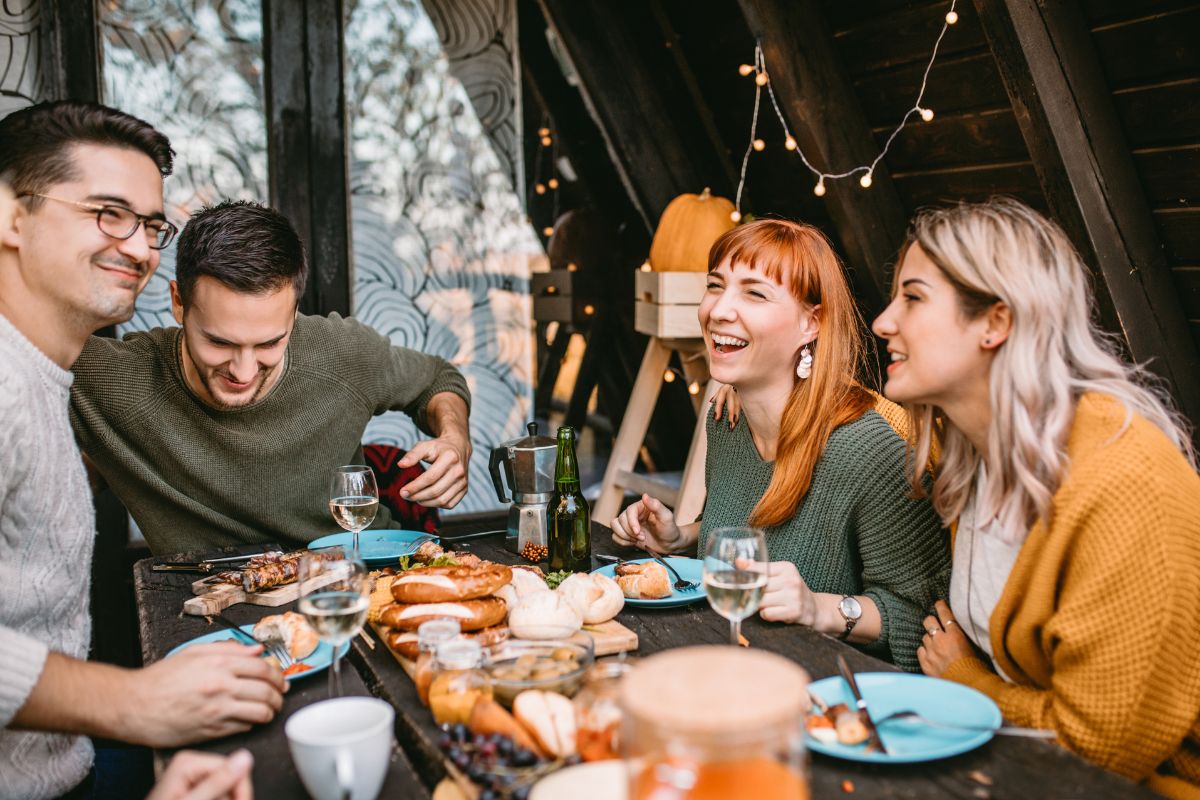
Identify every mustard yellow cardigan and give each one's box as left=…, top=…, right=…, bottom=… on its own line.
left=942, top=393, right=1200, bottom=799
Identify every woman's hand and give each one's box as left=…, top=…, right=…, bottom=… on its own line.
left=147, top=749, right=254, bottom=800
left=710, top=383, right=741, bottom=428
left=611, top=494, right=683, bottom=554
left=917, top=600, right=975, bottom=678
left=758, top=560, right=817, bottom=626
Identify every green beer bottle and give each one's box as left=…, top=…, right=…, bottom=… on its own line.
left=548, top=426, right=591, bottom=572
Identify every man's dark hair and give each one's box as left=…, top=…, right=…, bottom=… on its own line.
left=175, top=200, right=308, bottom=307
left=0, top=101, right=174, bottom=205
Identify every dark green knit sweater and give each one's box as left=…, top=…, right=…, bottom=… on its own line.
left=69, top=313, right=470, bottom=555
left=699, top=410, right=949, bottom=671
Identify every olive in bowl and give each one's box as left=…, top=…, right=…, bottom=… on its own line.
left=485, top=637, right=594, bottom=708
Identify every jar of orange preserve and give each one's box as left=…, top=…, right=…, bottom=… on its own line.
left=619, top=646, right=810, bottom=800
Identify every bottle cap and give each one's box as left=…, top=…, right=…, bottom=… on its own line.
left=417, top=619, right=461, bottom=653
left=435, top=638, right=483, bottom=670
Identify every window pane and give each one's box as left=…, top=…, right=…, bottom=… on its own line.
left=100, top=0, right=267, bottom=334
left=346, top=0, right=538, bottom=513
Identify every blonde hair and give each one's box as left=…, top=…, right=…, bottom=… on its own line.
left=708, top=219, right=874, bottom=528
left=900, top=198, right=1195, bottom=540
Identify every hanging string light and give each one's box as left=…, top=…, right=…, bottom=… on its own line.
left=533, top=113, right=561, bottom=239
left=732, top=0, right=958, bottom=217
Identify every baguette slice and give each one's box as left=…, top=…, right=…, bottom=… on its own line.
left=468, top=697, right=546, bottom=758
left=513, top=690, right=577, bottom=758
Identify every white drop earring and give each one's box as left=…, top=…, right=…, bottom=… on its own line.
left=795, top=345, right=813, bottom=380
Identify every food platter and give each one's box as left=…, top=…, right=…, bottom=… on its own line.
left=166, top=624, right=349, bottom=682
left=806, top=673, right=1001, bottom=763
left=590, top=558, right=706, bottom=609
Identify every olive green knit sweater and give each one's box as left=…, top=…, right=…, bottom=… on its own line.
left=699, top=408, right=950, bottom=671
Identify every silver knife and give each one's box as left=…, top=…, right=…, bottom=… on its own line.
left=836, top=654, right=888, bottom=755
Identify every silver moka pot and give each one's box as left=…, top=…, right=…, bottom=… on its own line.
left=488, top=422, right=557, bottom=556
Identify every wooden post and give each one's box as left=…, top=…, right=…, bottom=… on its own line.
left=264, top=0, right=352, bottom=318
left=738, top=0, right=907, bottom=315
left=40, top=0, right=100, bottom=104
left=974, top=0, right=1200, bottom=432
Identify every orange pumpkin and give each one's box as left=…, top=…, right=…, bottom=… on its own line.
left=648, top=187, right=737, bottom=272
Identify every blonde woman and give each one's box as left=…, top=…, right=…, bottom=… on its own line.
left=612, top=219, right=948, bottom=671
left=872, top=198, right=1200, bottom=797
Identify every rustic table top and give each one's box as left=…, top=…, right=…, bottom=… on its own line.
left=134, top=515, right=1157, bottom=800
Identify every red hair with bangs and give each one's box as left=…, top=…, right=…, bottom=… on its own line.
left=708, top=219, right=874, bottom=528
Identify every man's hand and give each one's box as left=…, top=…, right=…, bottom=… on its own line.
left=147, top=749, right=254, bottom=800
left=122, top=642, right=286, bottom=747
left=757, top=560, right=817, bottom=626
left=397, top=432, right=471, bottom=508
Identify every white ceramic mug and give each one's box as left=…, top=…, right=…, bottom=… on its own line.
left=285, top=697, right=395, bottom=800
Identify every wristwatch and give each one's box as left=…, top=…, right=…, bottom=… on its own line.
left=837, top=595, right=862, bottom=641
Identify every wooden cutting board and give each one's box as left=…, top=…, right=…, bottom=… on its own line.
left=183, top=571, right=341, bottom=616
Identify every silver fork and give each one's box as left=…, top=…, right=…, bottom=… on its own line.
left=265, top=639, right=294, bottom=670
left=875, top=709, right=1056, bottom=738
left=648, top=552, right=699, bottom=592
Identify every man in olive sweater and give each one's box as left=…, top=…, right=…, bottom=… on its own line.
left=70, top=200, right=472, bottom=555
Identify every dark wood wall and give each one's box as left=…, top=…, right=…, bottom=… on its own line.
left=522, top=0, right=1200, bottom=438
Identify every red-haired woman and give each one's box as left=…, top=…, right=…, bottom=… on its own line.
left=612, top=219, right=949, bottom=670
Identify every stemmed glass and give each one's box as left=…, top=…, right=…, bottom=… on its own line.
left=297, top=549, right=368, bottom=698
left=329, top=465, right=379, bottom=555
left=702, top=526, right=769, bottom=646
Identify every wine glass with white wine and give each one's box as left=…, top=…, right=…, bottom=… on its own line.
left=703, top=526, right=769, bottom=646
left=329, top=464, right=379, bottom=555
left=297, top=549, right=368, bottom=698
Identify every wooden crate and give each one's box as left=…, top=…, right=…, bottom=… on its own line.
left=633, top=270, right=705, bottom=337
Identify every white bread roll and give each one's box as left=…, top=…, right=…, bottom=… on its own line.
left=495, top=566, right=550, bottom=609
left=252, top=611, right=319, bottom=659
left=557, top=572, right=624, bottom=624
left=507, top=590, right=582, bottom=640
left=513, top=690, right=577, bottom=758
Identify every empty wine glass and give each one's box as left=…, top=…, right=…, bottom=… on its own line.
left=703, top=526, right=769, bottom=646
left=297, top=549, right=368, bottom=698
left=329, top=465, right=379, bottom=555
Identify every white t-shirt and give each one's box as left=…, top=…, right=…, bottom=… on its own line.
left=948, top=470, right=1024, bottom=682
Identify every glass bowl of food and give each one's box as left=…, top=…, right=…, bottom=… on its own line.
left=485, top=635, right=594, bottom=708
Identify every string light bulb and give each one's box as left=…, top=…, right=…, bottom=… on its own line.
left=945, top=10, right=959, bottom=24
left=640, top=260, right=652, bottom=272
left=535, top=183, right=546, bottom=195
left=859, top=172, right=873, bottom=188
left=730, top=210, right=742, bottom=223
left=785, top=136, right=797, bottom=151
left=738, top=63, right=754, bottom=77
left=537, top=127, right=550, bottom=137
left=567, top=262, right=578, bottom=272
left=752, top=138, right=765, bottom=152
left=688, top=381, right=701, bottom=396
left=663, top=370, right=676, bottom=383
left=919, top=107, right=935, bottom=122
left=583, top=304, right=595, bottom=316
left=548, top=178, right=559, bottom=189
left=545, top=285, right=557, bottom=295
left=540, top=135, right=552, bottom=147
left=813, top=178, right=826, bottom=197
left=542, top=226, right=554, bottom=237
left=755, top=71, right=768, bottom=87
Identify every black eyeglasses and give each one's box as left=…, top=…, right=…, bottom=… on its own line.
left=20, top=192, right=179, bottom=250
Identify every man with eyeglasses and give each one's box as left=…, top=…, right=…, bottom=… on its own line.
left=0, top=101, right=284, bottom=800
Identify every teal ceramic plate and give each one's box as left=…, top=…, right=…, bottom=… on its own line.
left=591, top=557, right=706, bottom=608
left=806, top=672, right=1002, bottom=763
left=307, top=529, right=439, bottom=567
left=166, top=625, right=349, bottom=682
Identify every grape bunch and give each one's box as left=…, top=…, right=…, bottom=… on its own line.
left=437, top=723, right=582, bottom=799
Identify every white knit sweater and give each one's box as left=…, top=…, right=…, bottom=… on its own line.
left=0, top=313, right=95, bottom=799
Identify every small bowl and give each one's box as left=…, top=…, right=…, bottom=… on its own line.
left=485, top=636, right=594, bottom=708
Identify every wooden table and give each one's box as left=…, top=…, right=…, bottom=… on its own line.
left=135, top=515, right=1158, bottom=799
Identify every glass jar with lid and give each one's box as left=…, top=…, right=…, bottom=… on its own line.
left=414, top=619, right=461, bottom=706
left=619, top=646, right=810, bottom=800
left=428, top=638, right=493, bottom=726
left=574, top=658, right=637, bottom=762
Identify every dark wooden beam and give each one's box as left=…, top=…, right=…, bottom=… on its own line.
left=974, top=0, right=1200, bottom=431
left=536, top=0, right=735, bottom=227
left=738, top=0, right=907, bottom=315
left=263, top=0, right=351, bottom=317
left=39, top=0, right=100, bottom=103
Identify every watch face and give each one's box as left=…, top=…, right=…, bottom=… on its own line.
left=839, top=596, right=863, bottom=620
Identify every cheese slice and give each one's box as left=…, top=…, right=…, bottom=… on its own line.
left=394, top=574, right=459, bottom=591
left=397, top=602, right=474, bottom=620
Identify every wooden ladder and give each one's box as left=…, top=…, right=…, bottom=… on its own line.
left=592, top=336, right=715, bottom=528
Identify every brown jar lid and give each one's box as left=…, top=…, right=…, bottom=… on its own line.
left=619, top=646, right=809, bottom=737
